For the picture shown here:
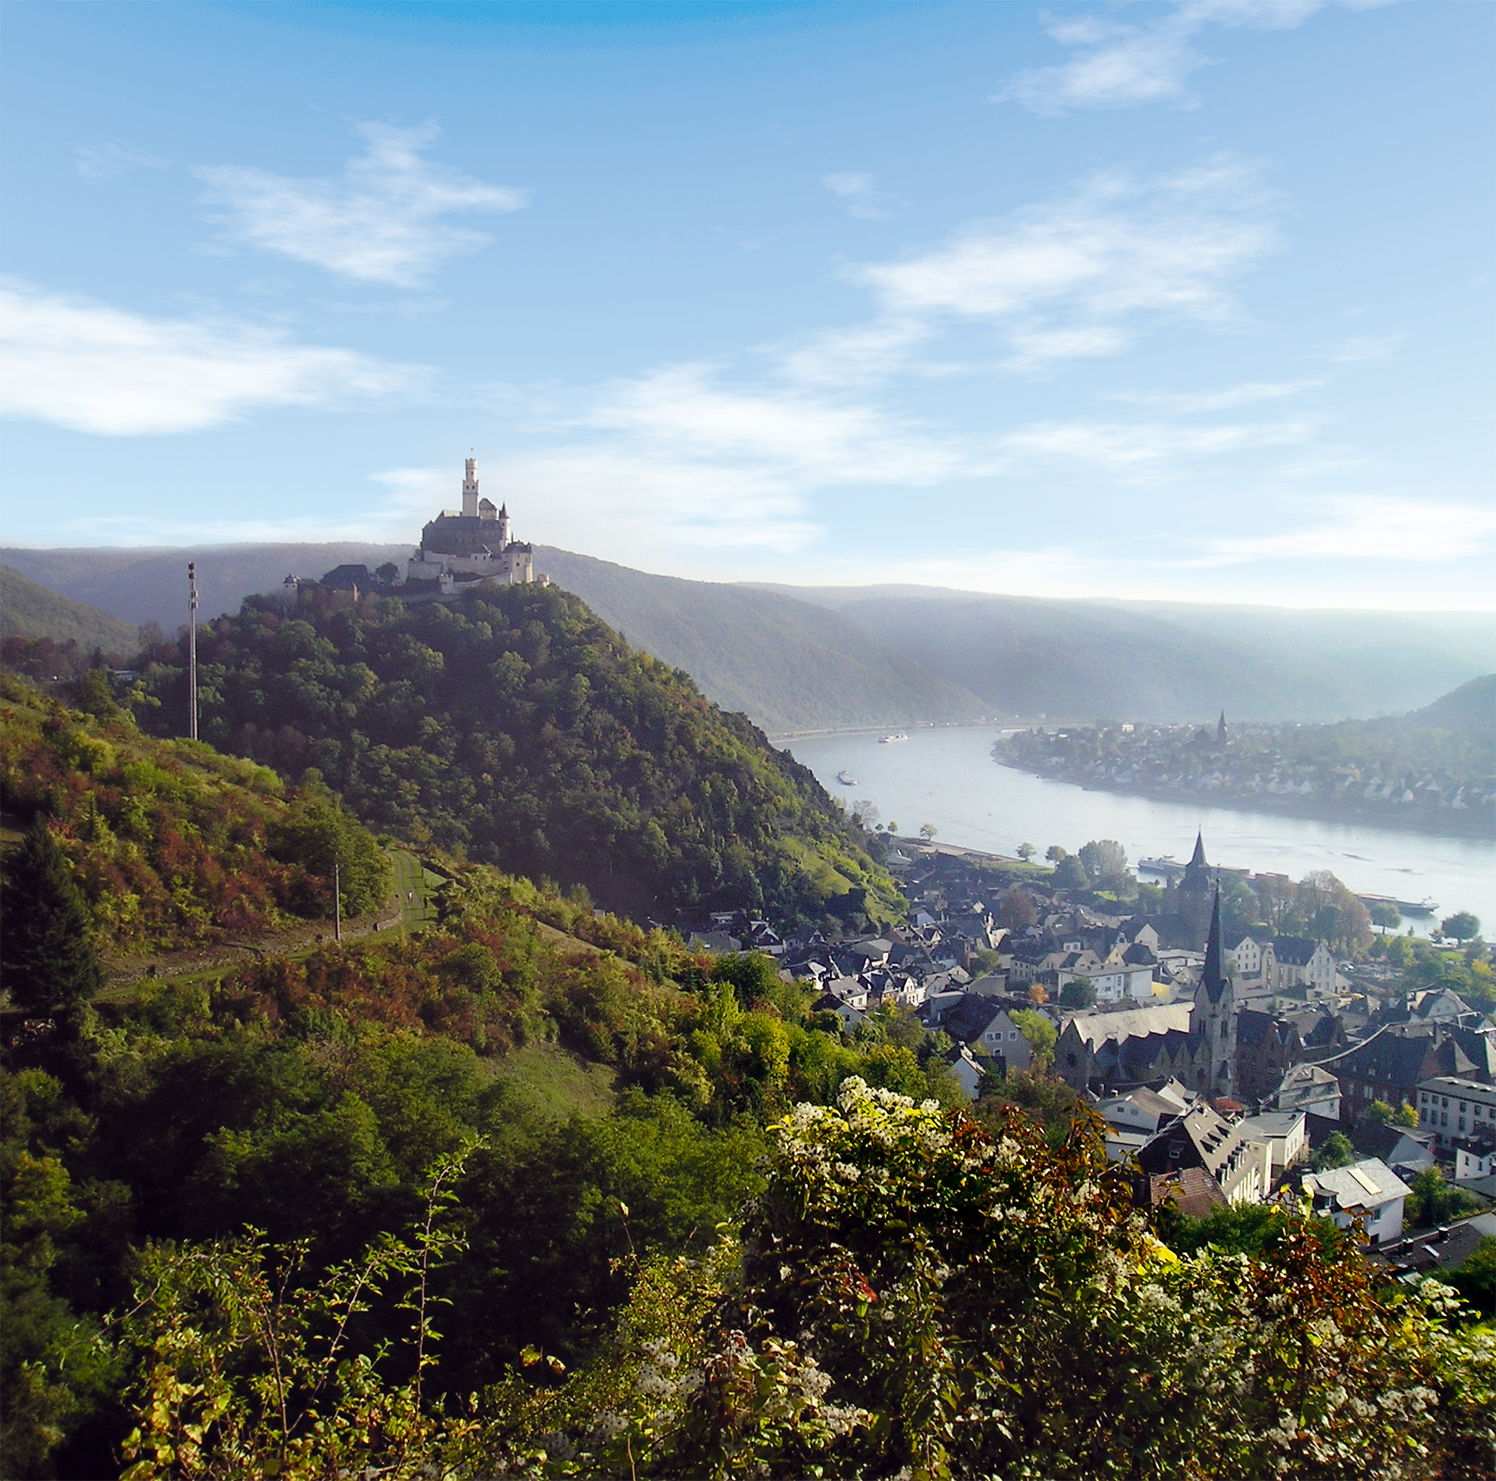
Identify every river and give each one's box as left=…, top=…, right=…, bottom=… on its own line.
left=783, top=727, right=1495, bottom=933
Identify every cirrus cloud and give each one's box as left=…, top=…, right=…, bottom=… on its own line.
left=997, top=0, right=1398, bottom=115
left=195, top=120, right=529, bottom=286
left=0, top=279, right=425, bottom=435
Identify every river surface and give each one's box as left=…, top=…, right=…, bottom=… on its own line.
left=784, top=727, right=1495, bottom=932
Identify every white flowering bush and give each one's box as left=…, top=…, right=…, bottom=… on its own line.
left=521, top=1079, right=1494, bottom=1481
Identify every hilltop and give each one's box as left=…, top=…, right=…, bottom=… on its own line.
left=132, top=582, right=900, bottom=927
left=8, top=542, right=1492, bottom=731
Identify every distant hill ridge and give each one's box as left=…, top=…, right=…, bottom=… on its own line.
left=0, top=565, right=139, bottom=654
left=4, top=542, right=1492, bottom=728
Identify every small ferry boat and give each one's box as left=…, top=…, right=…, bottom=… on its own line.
left=836, top=770, right=857, bottom=786
left=1137, top=856, right=1184, bottom=878
left=879, top=732, right=909, bottom=744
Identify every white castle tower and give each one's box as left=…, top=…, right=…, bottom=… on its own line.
left=461, top=457, right=481, bottom=518
left=404, top=456, right=546, bottom=590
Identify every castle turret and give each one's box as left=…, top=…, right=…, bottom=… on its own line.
left=461, top=457, right=480, bottom=518
left=496, top=502, right=511, bottom=546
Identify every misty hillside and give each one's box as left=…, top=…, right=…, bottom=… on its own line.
left=536, top=548, right=986, bottom=731
left=0, top=565, right=140, bottom=653
left=5, top=544, right=1491, bottom=729
left=1, top=542, right=987, bottom=732
left=1409, top=673, right=1496, bottom=749
left=768, top=584, right=1496, bottom=722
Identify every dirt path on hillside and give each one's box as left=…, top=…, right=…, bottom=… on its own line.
left=101, top=848, right=441, bottom=990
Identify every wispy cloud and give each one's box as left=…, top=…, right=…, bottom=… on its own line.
left=75, top=141, right=172, bottom=184
left=997, top=0, right=1396, bottom=115
left=822, top=171, right=896, bottom=220
left=999, top=413, right=1316, bottom=477
left=1318, top=333, right=1404, bottom=364
left=194, top=120, right=529, bottom=286
left=836, top=156, right=1276, bottom=377
left=1181, top=494, right=1496, bottom=565
left=584, top=363, right=981, bottom=486
left=1107, top=377, right=1325, bottom=413
left=774, top=318, right=930, bottom=388
left=0, top=279, right=425, bottom=435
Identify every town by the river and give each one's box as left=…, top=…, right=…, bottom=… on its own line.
left=785, top=727, right=1495, bottom=933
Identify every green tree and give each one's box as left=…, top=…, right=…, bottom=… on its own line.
left=1015, top=841, right=1036, bottom=862
left=1406, top=1167, right=1481, bottom=1230
left=1367, top=1099, right=1420, bottom=1129
left=1044, top=844, right=1067, bottom=863
left=1052, top=854, right=1088, bottom=891
left=1, top=821, right=105, bottom=1016
left=1311, top=1132, right=1355, bottom=1171
left=1077, top=838, right=1129, bottom=889
left=1442, top=911, right=1480, bottom=943
left=1059, top=977, right=1097, bottom=1009
left=1370, top=900, right=1403, bottom=932
left=1445, top=1236, right=1496, bottom=1319
left=1009, top=1008, right=1056, bottom=1070
left=918, top=822, right=938, bottom=841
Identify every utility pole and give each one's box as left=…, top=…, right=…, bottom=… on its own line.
left=187, top=562, right=199, bottom=741
left=333, top=858, right=342, bottom=943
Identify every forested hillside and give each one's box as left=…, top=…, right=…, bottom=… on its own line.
left=3, top=678, right=1493, bottom=1481
left=0, top=568, right=140, bottom=677
left=133, top=583, right=899, bottom=927
left=0, top=676, right=386, bottom=953
left=0, top=689, right=957, bottom=1477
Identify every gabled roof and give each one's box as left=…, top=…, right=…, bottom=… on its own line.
left=1321, top=1024, right=1476, bottom=1092
left=1272, top=936, right=1323, bottom=966
left=1303, top=1157, right=1412, bottom=1213
left=944, top=994, right=1009, bottom=1044
left=1063, top=1003, right=1192, bottom=1048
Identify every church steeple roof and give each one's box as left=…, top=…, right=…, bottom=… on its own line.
left=1189, top=831, right=1208, bottom=868
left=1199, top=889, right=1229, bottom=1004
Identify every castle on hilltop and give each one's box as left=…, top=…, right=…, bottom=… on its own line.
left=404, top=457, right=546, bottom=591
left=302, top=457, right=547, bottom=605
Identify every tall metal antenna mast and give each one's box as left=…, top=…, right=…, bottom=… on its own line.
left=187, top=562, right=199, bottom=741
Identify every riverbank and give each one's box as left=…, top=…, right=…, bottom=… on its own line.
left=991, top=758, right=1494, bottom=844
left=785, top=728, right=1494, bottom=927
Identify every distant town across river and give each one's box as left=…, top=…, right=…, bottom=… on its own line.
left=784, top=727, right=1495, bottom=934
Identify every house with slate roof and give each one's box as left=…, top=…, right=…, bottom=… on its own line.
left=1270, top=936, right=1337, bottom=995
left=1319, top=1023, right=1484, bottom=1124
left=1136, top=1100, right=1270, bottom=1205
left=1302, top=1157, right=1413, bottom=1246
left=941, top=996, right=1033, bottom=1074
left=1274, top=1062, right=1342, bottom=1120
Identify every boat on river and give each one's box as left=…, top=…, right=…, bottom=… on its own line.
left=880, top=733, right=909, bottom=744
left=836, top=770, right=857, bottom=786
left=1138, top=855, right=1184, bottom=878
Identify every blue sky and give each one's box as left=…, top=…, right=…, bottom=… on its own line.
left=2, top=0, right=1493, bottom=610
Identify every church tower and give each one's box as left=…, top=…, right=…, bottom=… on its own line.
left=1175, top=830, right=1215, bottom=949
left=1191, top=890, right=1236, bottom=1099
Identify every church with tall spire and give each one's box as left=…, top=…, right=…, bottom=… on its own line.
left=1055, top=886, right=1237, bottom=1101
